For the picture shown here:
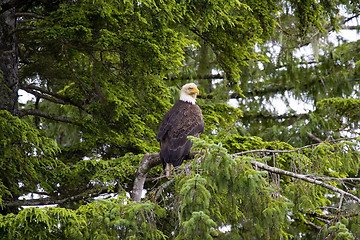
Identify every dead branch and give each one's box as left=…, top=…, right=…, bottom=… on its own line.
left=233, top=137, right=358, bottom=156
left=132, top=153, right=162, bottom=202
left=250, top=160, right=360, bottom=203
left=131, top=151, right=201, bottom=202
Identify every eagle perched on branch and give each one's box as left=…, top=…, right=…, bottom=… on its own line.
left=156, top=83, right=204, bottom=177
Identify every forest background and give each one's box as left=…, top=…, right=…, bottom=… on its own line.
left=1, top=0, right=360, bottom=239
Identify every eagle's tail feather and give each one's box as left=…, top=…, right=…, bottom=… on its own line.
left=165, top=163, right=172, bottom=179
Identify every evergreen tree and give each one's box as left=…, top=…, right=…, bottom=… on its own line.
left=1, top=0, right=360, bottom=239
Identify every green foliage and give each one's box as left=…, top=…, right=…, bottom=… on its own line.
left=199, top=103, right=242, bottom=134
left=173, top=137, right=291, bottom=239
left=1, top=0, right=360, bottom=238
left=316, top=97, right=360, bottom=132
left=0, top=197, right=166, bottom=240
left=0, top=111, right=59, bottom=204
left=42, top=153, right=141, bottom=209
left=0, top=207, right=86, bottom=239
left=328, top=221, right=355, bottom=240
left=186, top=136, right=359, bottom=239
left=178, top=211, right=217, bottom=240
left=81, top=197, right=166, bottom=240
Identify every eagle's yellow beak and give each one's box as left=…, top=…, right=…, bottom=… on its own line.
left=191, top=87, right=200, bottom=95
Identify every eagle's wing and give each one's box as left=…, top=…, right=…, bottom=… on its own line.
left=157, top=101, right=204, bottom=167
left=156, top=103, right=182, bottom=142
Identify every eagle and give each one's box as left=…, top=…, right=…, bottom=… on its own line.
left=156, top=83, right=204, bottom=178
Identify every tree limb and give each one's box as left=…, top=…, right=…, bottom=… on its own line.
left=132, top=153, right=162, bottom=202
left=308, top=176, right=360, bottom=182
left=249, top=160, right=360, bottom=204
left=20, top=84, right=89, bottom=113
left=131, top=151, right=201, bottom=202
left=233, top=137, right=358, bottom=156
left=18, top=109, right=77, bottom=124
left=15, top=12, right=45, bottom=19
left=21, top=87, right=67, bottom=105
left=3, top=186, right=109, bottom=207
left=242, top=112, right=308, bottom=121
left=306, top=131, right=323, bottom=143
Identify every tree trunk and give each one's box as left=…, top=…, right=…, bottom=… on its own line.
left=0, top=2, right=18, bottom=115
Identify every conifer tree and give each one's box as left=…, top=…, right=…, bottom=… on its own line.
left=1, top=0, right=360, bottom=239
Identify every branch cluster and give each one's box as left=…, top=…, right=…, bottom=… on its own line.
left=132, top=138, right=360, bottom=204
left=5, top=139, right=359, bottom=207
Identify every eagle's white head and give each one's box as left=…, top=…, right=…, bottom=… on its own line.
left=180, top=83, right=199, bottom=105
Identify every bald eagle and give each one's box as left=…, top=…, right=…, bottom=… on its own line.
left=157, top=83, right=204, bottom=177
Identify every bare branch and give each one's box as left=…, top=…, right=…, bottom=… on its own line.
left=167, top=73, right=224, bottom=81
left=15, top=12, right=45, bottom=19
left=21, top=87, right=67, bottom=105
left=234, top=137, right=358, bottom=156
left=306, top=131, right=323, bottom=143
left=338, top=193, right=344, bottom=211
left=3, top=186, right=109, bottom=207
left=20, top=84, right=89, bottom=113
left=250, top=160, right=360, bottom=203
left=341, top=25, right=360, bottom=30
left=305, top=220, right=322, bottom=231
left=242, top=112, right=308, bottom=121
left=153, top=178, right=176, bottom=201
left=308, top=176, right=360, bottom=182
left=18, top=109, right=77, bottom=124
left=131, top=151, right=201, bottom=202
left=13, top=26, right=40, bottom=32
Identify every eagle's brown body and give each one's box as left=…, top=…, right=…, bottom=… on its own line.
left=156, top=84, right=204, bottom=176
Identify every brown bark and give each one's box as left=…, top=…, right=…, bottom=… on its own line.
left=0, top=2, right=19, bottom=115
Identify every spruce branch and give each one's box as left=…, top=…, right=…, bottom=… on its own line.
left=62, top=43, right=91, bottom=94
